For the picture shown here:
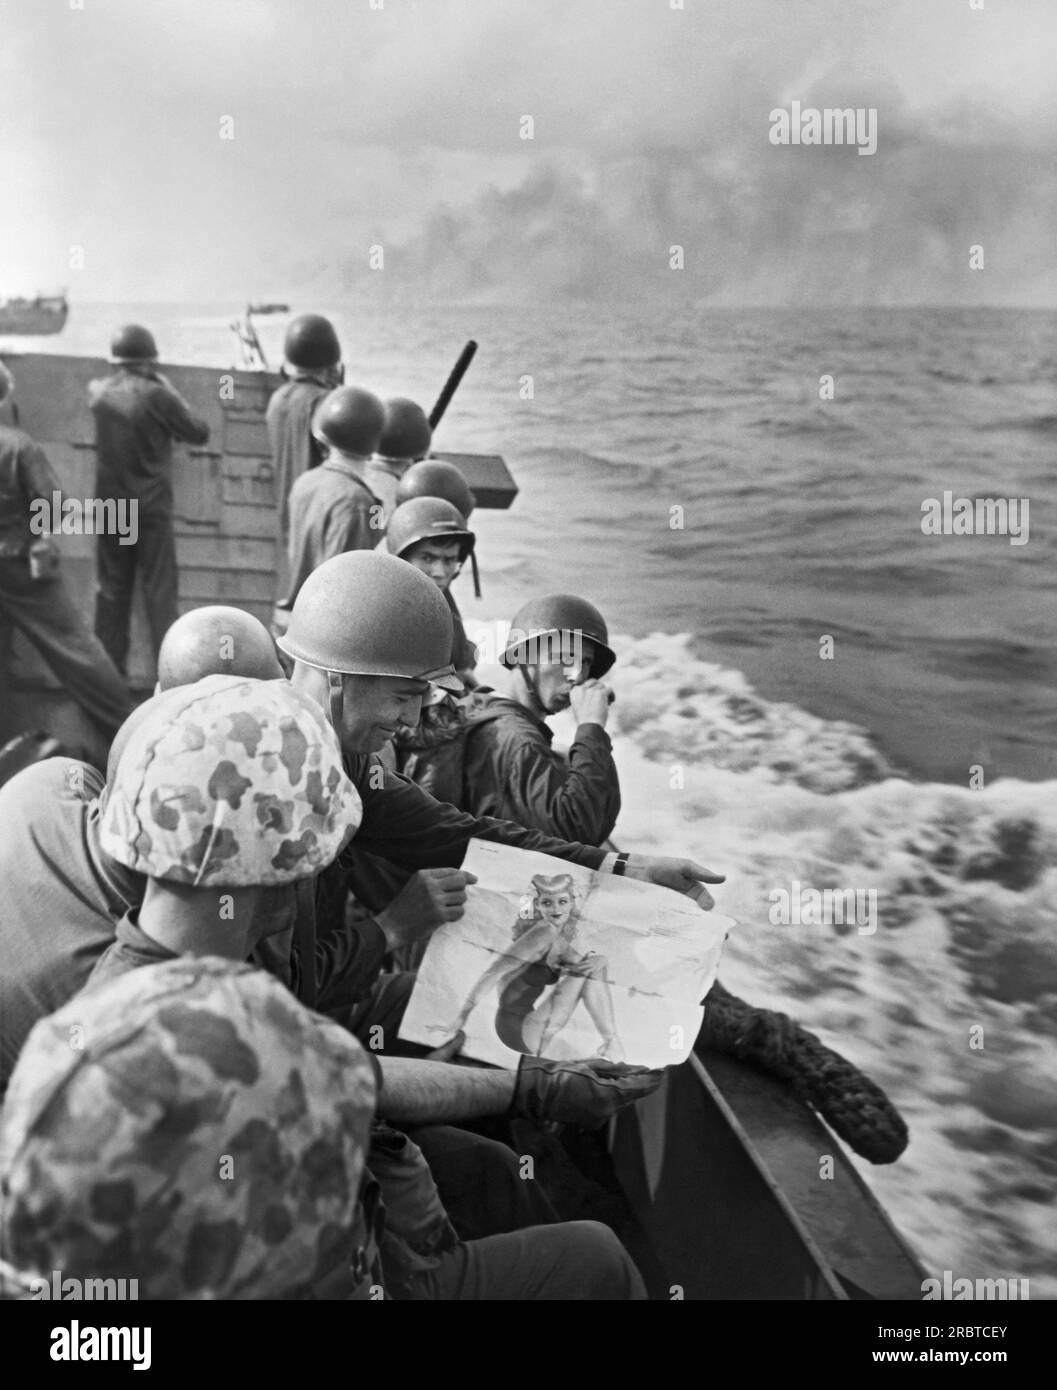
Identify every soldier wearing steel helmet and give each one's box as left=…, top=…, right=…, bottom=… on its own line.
left=88, top=324, right=211, bottom=675
left=365, top=396, right=433, bottom=521
left=394, top=456, right=476, bottom=519
left=384, top=495, right=478, bottom=678
left=274, top=384, right=386, bottom=629
left=266, top=313, right=344, bottom=600
left=155, top=603, right=283, bottom=691
left=86, top=674, right=362, bottom=989
left=459, top=594, right=622, bottom=845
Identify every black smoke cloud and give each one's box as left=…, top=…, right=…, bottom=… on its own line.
left=339, top=106, right=1057, bottom=307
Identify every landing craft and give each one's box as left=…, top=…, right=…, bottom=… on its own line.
left=0, top=332, right=927, bottom=1301
left=0, top=293, right=69, bottom=336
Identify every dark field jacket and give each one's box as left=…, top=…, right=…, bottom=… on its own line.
left=461, top=698, right=620, bottom=846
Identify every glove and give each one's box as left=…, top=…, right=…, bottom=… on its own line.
left=510, top=1056, right=664, bottom=1129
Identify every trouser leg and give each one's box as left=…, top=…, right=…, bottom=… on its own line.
left=0, top=559, right=132, bottom=738
left=409, top=1125, right=560, bottom=1240
left=405, top=1221, right=648, bottom=1301
left=136, top=512, right=179, bottom=661
left=94, top=530, right=136, bottom=675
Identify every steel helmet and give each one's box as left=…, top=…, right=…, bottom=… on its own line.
left=110, top=324, right=158, bottom=363
left=378, top=398, right=432, bottom=462
left=99, top=674, right=361, bottom=887
left=157, top=605, right=283, bottom=691
left=385, top=498, right=475, bottom=565
left=501, top=594, right=616, bottom=678
left=277, top=549, right=461, bottom=690
left=394, top=459, right=476, bottom=518
left=312, top=386, right=386, bottom=457
left=0, top=957, right=377, bottom=1300
left=283, top=313, right=341, bottom=370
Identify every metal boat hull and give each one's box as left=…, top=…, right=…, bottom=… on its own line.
left=611, top=1049, right=926, bottom=1299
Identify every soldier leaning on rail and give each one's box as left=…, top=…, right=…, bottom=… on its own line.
left=0, top=359, right=131, bottom=744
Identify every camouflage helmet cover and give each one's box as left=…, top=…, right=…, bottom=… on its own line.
left=100, top=675, right=361, bottom=887
left=0, top=957, right=377, bottom=1300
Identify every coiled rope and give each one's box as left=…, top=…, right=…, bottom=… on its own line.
left=697, top=980, right=909, bottom=1164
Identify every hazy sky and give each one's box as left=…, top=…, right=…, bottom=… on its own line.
left=3, top=0, right=1055, bottom=305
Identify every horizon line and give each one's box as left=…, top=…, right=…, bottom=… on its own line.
left=15, top=297, right=1057, bottom=313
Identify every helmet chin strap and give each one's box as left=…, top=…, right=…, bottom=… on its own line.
left=327, top=672, right=345, bottom=738
left=519, top=665, right=548, bottom=715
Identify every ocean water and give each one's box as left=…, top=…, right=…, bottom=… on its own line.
left=6, top=299, right=1055, bottom=1294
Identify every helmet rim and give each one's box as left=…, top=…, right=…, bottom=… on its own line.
left=500, top=595, right=615, bottom=677
left=386, top=498, right=476, bottom=564
left=274, top=637, right=463, bottom=691
left=277, top=551, right=463, bottom=690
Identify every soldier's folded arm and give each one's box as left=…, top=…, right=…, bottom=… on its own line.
left=375, top=1054, right=663, bottom=1128
left=154, top=382, right=210, bottom=446
left=309, top=914, right=389, bottom=1012
left=499, top=722, right=621, bottom=845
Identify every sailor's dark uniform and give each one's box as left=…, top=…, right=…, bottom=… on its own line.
left=88, top=366, right=210, bottom=673
left=0, top=426, right=130, bottom=739
left=461, top=696, right=620, bottom=845
left=266, top=374, right=330, bottom=600
left=279, top=455, right=381, bottom=611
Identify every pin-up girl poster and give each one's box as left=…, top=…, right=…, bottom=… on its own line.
left=450, top=871, right=624, bottom=1060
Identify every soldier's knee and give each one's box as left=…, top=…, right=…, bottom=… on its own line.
left=561, top=1220, right=647, bottom=1300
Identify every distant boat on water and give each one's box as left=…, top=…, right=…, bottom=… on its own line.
left=0, top=294, right=69, bottom=335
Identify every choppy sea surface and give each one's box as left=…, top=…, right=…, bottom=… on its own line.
left=7, top=300, right=1055, bottom=1294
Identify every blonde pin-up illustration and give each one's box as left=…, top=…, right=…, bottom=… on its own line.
left=451, top=872, right=624, bottom=1060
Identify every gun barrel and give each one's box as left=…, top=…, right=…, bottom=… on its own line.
left=429, top=340, right=478, bottom=429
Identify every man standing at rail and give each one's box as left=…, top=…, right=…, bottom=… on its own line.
left=267, top=313, right=344, bottom=603
left=89, top=323, right=211, bottom=676
left=275, top=384, right=386, bottom=628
